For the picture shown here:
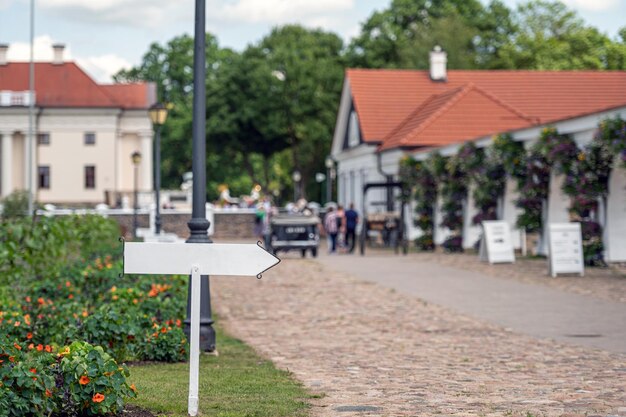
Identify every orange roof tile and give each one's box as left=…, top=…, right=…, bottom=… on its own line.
left=379, top=83, right=533, bottom=150
left=0, top=62, right=153, bottom=109
left=346, top=69, right=626, bottom=149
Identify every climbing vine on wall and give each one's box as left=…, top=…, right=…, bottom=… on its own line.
left=515, top=128, right=563, bottom=233
left=438, top=144, right=478, bottom=252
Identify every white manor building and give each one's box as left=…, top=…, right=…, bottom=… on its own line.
left=331, top=48, right=626, bottom=262
left=0, top=44, right=155, bottom=206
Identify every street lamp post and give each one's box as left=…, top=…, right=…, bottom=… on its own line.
left=185, top=0, right=215, bottom=352
left=131, top=151, right=142, bottom=239
left=325, top=156, right=334, bottom=203
left=315, top=172, right=326, bottom=204
left=292, top=170, right=301, bottom=202
left=148, top=103, right=169, bottom=235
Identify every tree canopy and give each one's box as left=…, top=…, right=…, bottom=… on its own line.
left=115, top=0, right=626, bottom=203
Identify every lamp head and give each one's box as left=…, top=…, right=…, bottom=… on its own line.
left=131, top=151, right=142, bottom=165
left=149, top=102, right=169, bottom=126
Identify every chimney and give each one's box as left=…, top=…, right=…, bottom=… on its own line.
left=429, top=45, right=447, bottom=82
left=0, top=44, right=8, bottom=66
left=52, top=43, right=65, bottom=65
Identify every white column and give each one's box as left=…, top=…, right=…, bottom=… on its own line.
left=462, top=185, right=481, bottom=249
left=1, top=131, right=13, bottom=197
left=140, top=132, right=153, bottom=191
left=605, top=163, right=626, bottom=262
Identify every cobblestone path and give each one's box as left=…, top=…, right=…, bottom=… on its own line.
left=212, top=258, right=626, bottom=417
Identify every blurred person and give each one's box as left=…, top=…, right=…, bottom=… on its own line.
left=324, top=206, right=339, bottom=254
left=336, top=204, right=346, bottom=251
left=344, top=203, right=359, bottom=253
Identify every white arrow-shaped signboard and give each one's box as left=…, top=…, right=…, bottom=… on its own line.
left=123, top=241, right=280, bottom=416
left=124, top=241, right=280, bottom=277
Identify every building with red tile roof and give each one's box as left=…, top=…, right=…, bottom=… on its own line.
left=0, top=44, right=156, bottom=205
left=330, top=48, right=626, bottom=260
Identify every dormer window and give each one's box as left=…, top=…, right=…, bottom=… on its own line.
left=348, top=111, right=361, bottom=147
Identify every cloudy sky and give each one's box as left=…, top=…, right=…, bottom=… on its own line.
left=0, top=0, right=624, bottom=83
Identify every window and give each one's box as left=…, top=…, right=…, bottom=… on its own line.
left=37, top=133, right=50, bottom=145
left=84, top=166, right=96, bottom=189
left=84, top=132, right=96, bottom=145
left=348, top=111, right=361, bottom=148
left=38, top=166, right=50, bottom=189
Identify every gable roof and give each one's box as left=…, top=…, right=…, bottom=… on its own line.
left=346, top=69, right=626, bottom=150
left=379, top=83, right=533, bottom=150
left=0, top=62, right=154, bottom=109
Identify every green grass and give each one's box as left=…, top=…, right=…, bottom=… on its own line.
left=128, top=325, right=314, bottom=417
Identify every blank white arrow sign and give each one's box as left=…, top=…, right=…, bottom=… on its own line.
left=123, top=241, right=280, bottom=277
left=122, top=240, right=280, bottom=417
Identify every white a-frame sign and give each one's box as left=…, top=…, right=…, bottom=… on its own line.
left=123, top=241, right=280, bottom=416
left=479, top=220, right=516, bottom=264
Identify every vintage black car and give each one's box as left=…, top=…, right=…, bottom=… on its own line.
left=269, top=214, right=320, bottom=257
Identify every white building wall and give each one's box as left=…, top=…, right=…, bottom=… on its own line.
left=462, top=184, right=481, bottom=249
left=501, top=178, right=523, bottom=249
left=546, top=173, right=571, bottom=224
left=0, top=108, right=152, bottom=205
left=605, top=164, right=626, bottom=262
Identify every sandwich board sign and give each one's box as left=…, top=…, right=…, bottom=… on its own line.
left=123, top=241, right=280, bottom=416
left=479, top=220, right=515, bottom=264
left=548, top=222, right=584, bottom=277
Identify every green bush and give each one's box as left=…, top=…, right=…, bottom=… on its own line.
left=141, top=325, right=187, bottom=362
left=0, top=339, right=136, bottom=416
left=0, top=191, right=30, bottom=219
left=0, top=214, right=189, bottom=414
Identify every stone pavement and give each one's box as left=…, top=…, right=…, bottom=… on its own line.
left=319, top=251, right=626, bottom=353
left=211, top=253, right=626, bottom=417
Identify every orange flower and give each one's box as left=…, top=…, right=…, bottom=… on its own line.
left=79, top=375, right=90, bottom=385
left=112, top=295, right=118, bottom=301
left=26, top=332, right=33, bottom=339
left=130, top=383, right=138, bottom=393
left=25, top=296, right=31, bottom=303
left=92, top=393, right=105, bottom=403
left=37, top=297, right=44, bottom=305
left=45, top=389, right=52, bottom=397
left=81, top=311, right=88, bottom=318
left=68, top=294, right=74, bottom=299
left=8, top=356, right=15, bottom=362
left=44, top=345, right=52, bottom=353
left=28, top=343, right=34, bottom=350
left=58, top=346, right=70, bottom=356
left=29, top=368, right=36, bottom=374
left=176, top=319, right=181, bottom=327
left=160, top=327, right=167, bottom=333
left=36, top=344, right=43, bottom=351
left=24, top=314, right=31, bottom=325
left=66, top=281, right=71, bottom=287
left=13, top=343, right=21, bottom=350
left=14, top=321, right=20, bottom=327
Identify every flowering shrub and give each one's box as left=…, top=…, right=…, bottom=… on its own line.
left=399, top=156, right=437, bottom=251
left=0, top=339, right=136, bottom=416
left=515, top=134, right=552, bottom=232
left=0, top=215, right=189, bottom=414
left=141, top=324, right=187, bottom=362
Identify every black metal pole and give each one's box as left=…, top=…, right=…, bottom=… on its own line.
left=326, top=167, right=331, bottom=203
left=154, top=124, right=162, bottom=234
left=133, top=164, right=138, bottom=239
left=185, top=0, right=215, bottom=352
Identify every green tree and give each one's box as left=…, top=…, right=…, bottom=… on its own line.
left=495, top=1, right=626, bottom=70
left=346, top=0, right=496, bottom=69
left=239, top=25, right=345, bottom=200
left=114, top=34, right=247, bottom=198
